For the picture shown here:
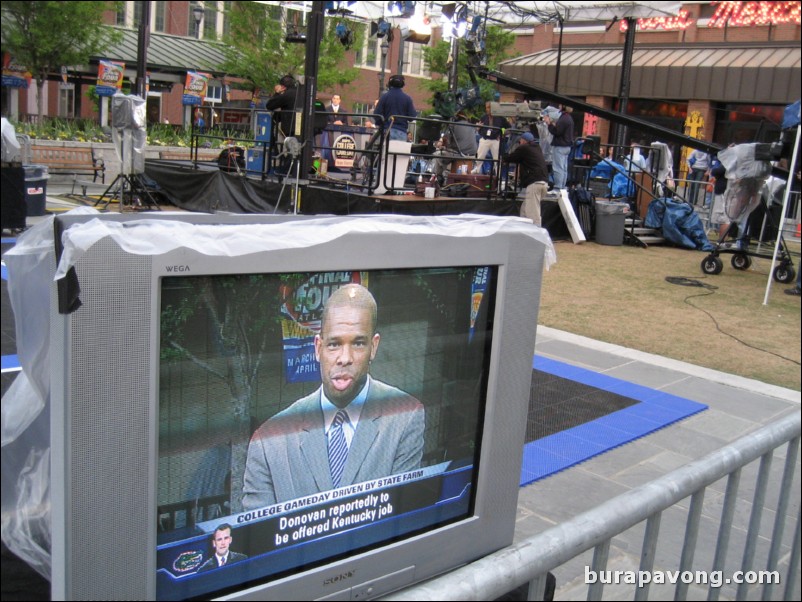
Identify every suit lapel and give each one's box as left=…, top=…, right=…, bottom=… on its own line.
left=297, top=392, right=333, bottom=490
left=341, top=393, right=381, bottom=486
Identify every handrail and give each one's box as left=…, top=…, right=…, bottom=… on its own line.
left=386, top=411, right=801, bottom=601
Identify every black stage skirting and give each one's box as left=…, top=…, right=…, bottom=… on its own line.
left=143, top=161, right=571, bottom=239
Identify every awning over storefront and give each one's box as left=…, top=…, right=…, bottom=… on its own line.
left=498, top=45, right=801, bottom=104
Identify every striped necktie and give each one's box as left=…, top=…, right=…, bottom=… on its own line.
left=328, top=410, right=349, bottom=488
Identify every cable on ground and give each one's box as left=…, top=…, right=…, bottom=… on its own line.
left=665, top=276, right=800, bottom=366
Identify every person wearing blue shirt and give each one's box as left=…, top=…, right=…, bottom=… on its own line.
left=373, top=74, right=417, bottom=141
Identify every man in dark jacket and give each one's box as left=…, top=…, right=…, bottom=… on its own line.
left=544, top=105, right=574, bottom=190
left=265, top=75, right=299, bottom=140
left=373, top=74, right=417, bottom=141
left=504, top=132, right=549, bottom=226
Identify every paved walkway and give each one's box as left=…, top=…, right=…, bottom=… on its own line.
left=525, top=326, right=800, bottom=601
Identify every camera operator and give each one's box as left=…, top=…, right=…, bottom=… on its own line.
left=266, top=75, right=299, bottom=141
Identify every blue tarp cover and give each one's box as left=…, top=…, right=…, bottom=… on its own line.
left=644, top=198, right=715, bottom=251
left=782, top=100, right=800, bottom=129
left=590, top=159, right=634, bottom=197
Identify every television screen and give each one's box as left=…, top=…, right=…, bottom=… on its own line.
left=37, top=213, right=549, bottom=601
left=156, top=266, right=497, bottom=600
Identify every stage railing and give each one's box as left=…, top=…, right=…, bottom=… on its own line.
left=387, top=411, right=801, bottom=601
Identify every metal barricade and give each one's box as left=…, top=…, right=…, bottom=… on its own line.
left=388, top=412, right=800, bottom=601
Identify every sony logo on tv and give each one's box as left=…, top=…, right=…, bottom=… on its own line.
left=323, top=570, right=356, bottom=586
left=164, top=265, right=191, bottom=273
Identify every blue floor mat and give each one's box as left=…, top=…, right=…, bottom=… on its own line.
left=521, top=355, right=708, bottom=486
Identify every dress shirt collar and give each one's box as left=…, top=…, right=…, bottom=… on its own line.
left=321, top=376, right=370, bottom=436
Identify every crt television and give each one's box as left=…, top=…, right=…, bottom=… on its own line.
left=42, top=213, right=550, bottom=600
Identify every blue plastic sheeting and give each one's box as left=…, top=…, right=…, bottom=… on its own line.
left=782, top=100, right=800, bottom=129
left=644, top=198, right=715, bottom=251
left=590, top=159, right=634, bottom=198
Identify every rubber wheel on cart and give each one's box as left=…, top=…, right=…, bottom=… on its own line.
left=701, top=255, right=723, bottom=275
left=773, top=264, right=796, bottom=284
left=731, top=253, right=752, bottom=270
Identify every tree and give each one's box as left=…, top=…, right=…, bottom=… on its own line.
left=2, top=2, right=121, bottom=121
left=422, top=25, right=518, bottom=118
left=219, top=2, right=361, bottom=97
left=160, top=274, right=287, bottom=514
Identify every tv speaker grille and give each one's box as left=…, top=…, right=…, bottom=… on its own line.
left=68, top=238, right=153, bottom=599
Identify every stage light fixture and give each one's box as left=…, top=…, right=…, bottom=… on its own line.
left=335, top=23, right=355, bottom=48
left=398, top=23, right=431, bottom=44
left=387, top=1, right=415, bottom=18
left=285, top=26, right=306, bottom=43
left=440, top=2, right=468, bottom=40
left=370, top=18, right=392, bottom=37
left=325, top=1, right=356, bottom=15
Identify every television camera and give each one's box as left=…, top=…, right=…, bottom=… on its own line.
left=490, top=101, right=542, bottom=124
left=433, top=85, right=482, bottom=120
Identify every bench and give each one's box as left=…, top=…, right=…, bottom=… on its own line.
left=159, top=149, right=220, bottom=162
left=30, top=145, right=105, bottom=183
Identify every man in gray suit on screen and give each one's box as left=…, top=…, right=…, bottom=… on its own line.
left=242, top=284, right=425, bottom=510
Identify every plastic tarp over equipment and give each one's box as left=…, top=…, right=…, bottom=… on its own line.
left=644, top=198, right=714, bottom=251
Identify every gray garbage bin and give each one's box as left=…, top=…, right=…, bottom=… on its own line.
left=594, top=200, right=628, bottom=246
left=23, top=164, right=48, bottom=216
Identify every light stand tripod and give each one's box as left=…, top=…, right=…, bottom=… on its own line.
left=95, top=94, right=161, bottom=212
left=274, top=137, right=304, bottom=214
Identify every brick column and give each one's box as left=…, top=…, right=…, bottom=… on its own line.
left=584, top=96, right=614, bottom=144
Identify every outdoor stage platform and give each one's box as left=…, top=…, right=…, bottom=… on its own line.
left=143, top=160, right=572, bottom=239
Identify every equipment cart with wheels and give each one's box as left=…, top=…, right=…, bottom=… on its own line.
left=699, top=142, right=797, bottom=285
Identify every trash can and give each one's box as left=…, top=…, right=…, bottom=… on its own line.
left=23, top=164, right=48, bottom=216
left=594, top=200, right=628, bottom=246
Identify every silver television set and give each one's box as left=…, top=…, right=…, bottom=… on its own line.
left=41, top=213, right=550, bottom=600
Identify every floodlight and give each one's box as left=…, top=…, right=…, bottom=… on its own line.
left=335, top=23, right=354, bottom=48
left=371, top=18, right=392, bottom=37
left=387, top=1, right=415, bottom=18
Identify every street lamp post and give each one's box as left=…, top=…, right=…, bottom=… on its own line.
left=192, top=3, right=204, bottom=39
left=378, top=38, right=389, bottom=97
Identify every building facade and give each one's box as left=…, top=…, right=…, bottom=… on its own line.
left=2, top=0, right=799, bottom=155
left=1, top=1, right=437, bottom=129
left=497, top=0, right=801, bottom=156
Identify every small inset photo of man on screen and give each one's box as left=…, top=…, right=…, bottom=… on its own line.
left=197, top=523, right=248, bottom=572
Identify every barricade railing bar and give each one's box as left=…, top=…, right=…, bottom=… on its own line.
left=386, top=412, right=801, bottom=601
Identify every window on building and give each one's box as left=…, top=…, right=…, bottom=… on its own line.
left=206, top=83, right=224, bottom=103
left=58, top=85, right=75, bottom=118
left=403, top=42, right=430, bottom=78
left=204, top=2, right=218, bottom=40
left=133, top=1, right=144, bottom=28
left=356, top=37, right=382, bottom=69
left=222, top=1, right=232, bottom=37
left=115, top=3, right=127, bottom=26
left=154, top=1, right=166, bottom=33
left=352, top=101, right=378, bottom=126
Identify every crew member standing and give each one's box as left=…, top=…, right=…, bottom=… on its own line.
left=373, top=75, right=417, bottom=141
left=472, top=102, right=510, bottom=174
left=544, top=105, right=574, bottom=190
left=265, top=75, right=299, bottom=141
left=504, top=132, right=549, bottom=227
